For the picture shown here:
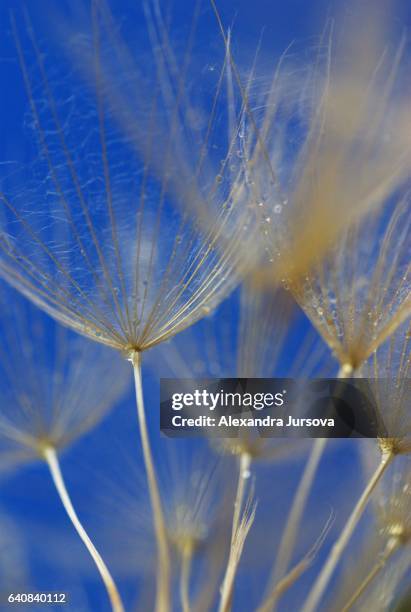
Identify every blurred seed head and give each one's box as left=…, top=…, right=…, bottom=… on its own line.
left=91, top=441, right=235, bottom=610
left=361, top=319, right=410, bottom=456
left=239, top=3, right=411, bottom=370
left=290, top=193, right=410, bottom=371
left=0, top=283, right=130, bottom=470
left=149, top=285, right=334, bottom=462
left=377, top=465, right=411, bottom=548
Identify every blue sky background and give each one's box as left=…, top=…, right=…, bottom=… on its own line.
left=0, top=1, right=409, bottom=611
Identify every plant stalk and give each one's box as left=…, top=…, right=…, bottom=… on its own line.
left=219, top=451, right=251, bottom=612
left=302, top=450, right=394, bottom=612
left=258, top=555, right=312, bottom=612
left=43, top=446, right=124, bottom=612
left=341, top=536, right=399, bottom=612
left=264, top=437, right=327, bottom=611
left=131, top=351, right=170, bottom=612
left=261, top=365, right=352, bottom=611
left=180, top=544, right=193, bottom=612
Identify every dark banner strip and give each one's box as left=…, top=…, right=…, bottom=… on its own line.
left=160, top=378, right=403, bottom=439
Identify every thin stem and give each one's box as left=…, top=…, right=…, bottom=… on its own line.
left=258, top=556, right=311, bottom=612
left=302, top=450, right=394, bottom=612
left=43, top=446, right=124, bottom=612
left=258, top=509, right=334, bottom=612
left=231, top=452, right=251, bottom=545
left=180, top=545, right=193, bottom=612
left=271, top=364, right=353, bottom=587
left=131, top=351, right=170, bottom=612
left=219, top=452, right=251, bottom=612
left=264, top=437, right=327, bottom=611
left=341, top=536, right=399, bottom=612
left=258, top=362, right=354, bottom=612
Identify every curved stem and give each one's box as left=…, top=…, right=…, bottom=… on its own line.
left=259, top=510, right=334, bottom=612
left=263, top=437, right=327, bottom=611
left=219, top=452, right=251, bottom=612
left=342, top=536, right=399, bottom=612
left=131, top=351, right=170, bottom=612
left=260, top=365, right=352, bottom=612
left=43, top=446, right=124, bottom=612
left=259, top=556, right=312, bottom=612
left=180, top=545, right=193, bottom=612
left=302, top=450, right=394, bottom=612
left=258, top=362, right=359, bottom=612
left=268, top=364, right=353, bottom=597
left=231, top=452, right=251, bottom=545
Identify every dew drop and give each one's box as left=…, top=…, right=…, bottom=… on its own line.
left=242, top=468, right=251, bottom=479
left=274, top=204, right=282, bottom=214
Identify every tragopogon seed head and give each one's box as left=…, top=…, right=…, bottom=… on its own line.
left=377, top=465, right=411, bottom=548
left=92, top=441, right=234, bottom=610
left=291, top=195, right=411, bottom=371
left=246, top=6, right=411, bottom=352
left=0, top=3, right=261, bottom=356
left=0, top=282, right=130, bottom=470
left=360, top=319, right=411, bottom=457
left=150, top=285, right=333, bottom=461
